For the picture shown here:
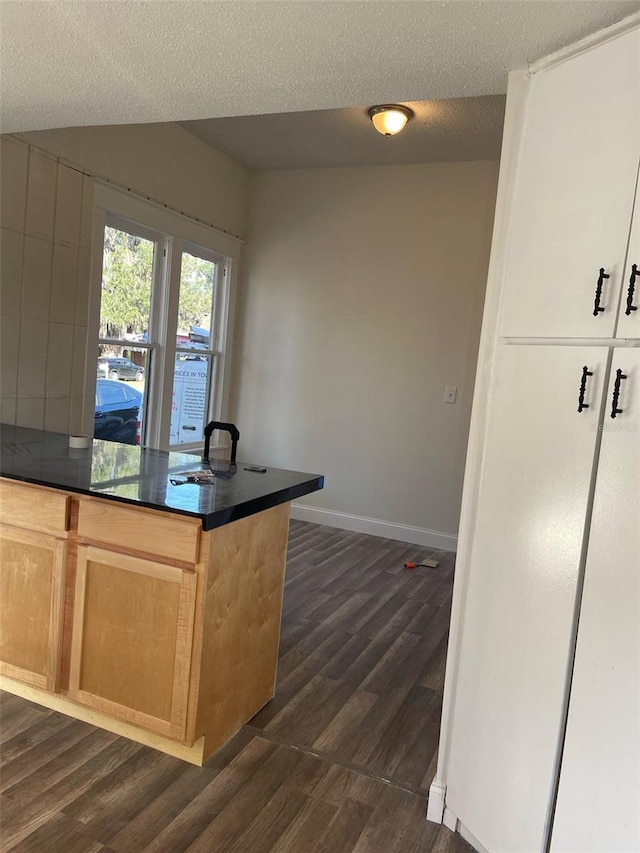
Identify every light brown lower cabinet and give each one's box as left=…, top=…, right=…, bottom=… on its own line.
left=0, top=480, right=291, bottom=765
left=68, top=545, right=197, bottom=741
left=0, top=524, right=66, bottom=692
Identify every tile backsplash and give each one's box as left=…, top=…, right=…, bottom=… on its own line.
left=0, top=135, right=93, bottom=435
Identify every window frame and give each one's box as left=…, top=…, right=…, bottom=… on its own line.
left=85, top=183, right=241, bottom=452
left=98, top=214, right=161, bottom=447
left=169, top=242, right=227, bottom=451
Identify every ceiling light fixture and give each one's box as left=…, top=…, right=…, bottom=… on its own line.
left=368, top=104, right=414, bottom=137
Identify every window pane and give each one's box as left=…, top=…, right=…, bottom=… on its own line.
left=176, top=251, right=216, bottom=350
left=95, top=344, right=148, bottom=446
left=97, top=344, right=148, bottom=387
left=101, top=226, right=154, bottom=342
left=170, top=354, right=211, bottom=445
left=94, top=377, right=143, bottom=446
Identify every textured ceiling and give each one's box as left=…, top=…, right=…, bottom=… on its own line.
left=181, top=96, right=506, bottom=169
left=1, top=1, right=638, bottom=135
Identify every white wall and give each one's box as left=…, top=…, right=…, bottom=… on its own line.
left=234, top=162, right=499, bottom=547
left=0, top=124, right=249, bottom=434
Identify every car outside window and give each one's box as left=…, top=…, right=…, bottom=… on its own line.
left=99, top=383, right=129, bottom=405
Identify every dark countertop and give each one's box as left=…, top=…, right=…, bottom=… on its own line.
left=0, top=425, right=324, bottom=531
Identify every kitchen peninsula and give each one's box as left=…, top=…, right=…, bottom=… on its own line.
left=0, top=425, right=323, bottom=764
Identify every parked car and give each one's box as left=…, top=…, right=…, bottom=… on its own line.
left=94, top=379, right=143, bottom=445
left=97, top=357, right=145, bottom=381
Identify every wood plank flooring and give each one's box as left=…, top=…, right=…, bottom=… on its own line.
left=0, top=520, right=471, bottom=853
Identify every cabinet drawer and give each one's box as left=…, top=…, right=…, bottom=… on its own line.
left=0, top=480, right=69, bottom=536
left=77, top=499, right=200, bottom=565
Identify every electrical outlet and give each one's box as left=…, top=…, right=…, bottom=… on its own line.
left=444, top=386, right=457, bottom=404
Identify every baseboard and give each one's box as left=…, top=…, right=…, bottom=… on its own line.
left=290, top=504, right=458, bottom=552
left=426, top=779, right=447, bottom=823
left=443, top=807, right=458, bottom=831
left=458, top=820, right=491, bottom=853
left=426, top=778, right=488, bottom=853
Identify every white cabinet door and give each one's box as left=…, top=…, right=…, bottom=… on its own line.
left=551, top=348, right=640, bottom=853
left=447, top=344, right=609, bottom=853
left=616, top=172, right=640, bottom=339
left=499, top=28, right=640, bottom=339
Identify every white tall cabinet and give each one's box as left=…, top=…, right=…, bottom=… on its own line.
left=498, top=28, right=639, bottom=340
left=551, top=348, right=640, bottom=852
left=433, top=18, right=640, bottom=853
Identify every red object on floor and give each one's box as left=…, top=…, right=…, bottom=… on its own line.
left=404, top=562, right=417, bottom=569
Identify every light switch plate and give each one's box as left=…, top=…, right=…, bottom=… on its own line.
left=444, top=386, right=457, bottom=404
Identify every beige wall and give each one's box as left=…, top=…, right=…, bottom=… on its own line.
left=19, top=123, right=249, bottom=239
left=0, top=136, right=93, bottom=432
left=0, top=125, right=248, bottom=435
left=235, top=162, right=499, bottom=544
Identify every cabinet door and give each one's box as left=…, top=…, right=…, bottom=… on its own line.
left=69, top=546, right=197, bottom=741
left=499, top=28, right=640, bottom=339
left=446, top=344, right=609, bottom=853
left=616, top=170, right=640, bottom=338
left=551, top=348, right=640, bottom=852
left=0, top=526, right=66, bottom=691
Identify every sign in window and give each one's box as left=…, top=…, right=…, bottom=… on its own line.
left=170, top=355, right=211, bottom=445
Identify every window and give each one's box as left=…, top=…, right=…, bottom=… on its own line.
left=97, top=222, right=154, bottom=441
left=88, top=184, right=240, bottom=451
left=170, top=248, right=220, bottom=446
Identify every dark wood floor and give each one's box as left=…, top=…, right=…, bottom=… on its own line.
left=0, top=520, right=472, bottom=853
